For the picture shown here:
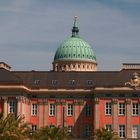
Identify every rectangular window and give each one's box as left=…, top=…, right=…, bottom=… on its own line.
left=119, top=125, right=125, bottom=138
left=49, top=103, right=55, bottom=116
left=85, top=124, right=91, bottom=137
left=87, top=80, right=93, bottom=86
left=132, top=125, right=138, bottom=138
left=34, top=79, right=40, bottom=85
left=68, top=125, right=73, bottom=134
left=106, top=124, right=112, bottom=131
left=67, top=104, right=73, bottom=116
left=52, top=80, right=58, bottom=86
left=32, top=125, right=37, bottom=132
left=69, top=80, right=76, bottom=85
left=50, top=125, right=55, bottom=128
left=119, top=103, right=125, bottom=115
left=9, top=100, right=16, bottom=113
left=105, top=102, right=112, bottom=115
left=132, top=103, right=138, bottom=116
left=86, top=104, right=91, bottom=116
left=32, top=103, right=38, bottom=116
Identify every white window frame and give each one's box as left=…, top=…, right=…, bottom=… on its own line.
left=119, top=103, right=125, bottom=115
left=49, top=103, right=55, bottom=116
left=9, top=100, right=16, bottom=113
left=85, top=104, right=91, bottom=116
left=31, top=103, right=38, bottom=116
left=119, top=125, right=125, bottom=138
left=132, top=125, right=138, bottom=138
left=68, top=125, right=73, bottom=133
left=105, top=102, right=112, bottom=115
left=105, top=124, right=112, bottom=131
left=67, top=103, right=73, bottom=116
left=132, top=103, right=138, bottom=116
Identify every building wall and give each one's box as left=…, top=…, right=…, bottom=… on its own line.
left=1, top=91, right=140, bottom=139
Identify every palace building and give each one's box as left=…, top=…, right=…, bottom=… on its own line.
left=0, top=17, right=140, bottom=139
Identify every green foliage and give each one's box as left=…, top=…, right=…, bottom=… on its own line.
left=93, top=128, right=118, bottom=140
left=33, top=126, right=69, bottom=140
left=0, top=113, right=31, bottom=140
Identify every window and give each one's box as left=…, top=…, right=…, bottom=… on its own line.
left=34, top=80, right=40, bottom=85
left=132, top=125, right=138, bottom=138
left=67, top=104, right=73, bottom=116
left=49, top=103, right=55, bottom=116
left=119, top=103, right=125, bottom=115
left=52, top=80, right=58, bottom=86
left=87, top=80, right=93, bottom=86
left=132, top=94, right=138, bottom=97
left=119, top=94, right=125, bottom=97
left=50, top=125, right=55, bottom=128
left=32, top=125, right=37, bottom=132
left=132, top=103, right=138, bottom=116
left=106, top=124, right=112, bottom=131
left=85, top=124, right=91, bottom=137
left=50, top=95, right=56, bottom=98
left=69, top=80, right=76, bottom=85
left=32, top=104, right=38, bottom=116
left=86, top=104, right=91, bottom=116
left=119, top=125, right=125, bottom=138
left=105, top=102, right=112, bottom=115
left=68, top=125, right=73, bottom=134
left=32, top=95, right=37, bottom=98
left=106, top=94, right=112, bottom=97
left=9, top=100, right=16, bottom=113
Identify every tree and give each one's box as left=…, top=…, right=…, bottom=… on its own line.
left=93, top=128, right=118, bottom=140
left=33, top=126, right=69, bottom=140
left=0, top=113, right=31, bottom=140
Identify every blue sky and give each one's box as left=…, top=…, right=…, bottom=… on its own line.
left=0, top=0, right=140, bottom=71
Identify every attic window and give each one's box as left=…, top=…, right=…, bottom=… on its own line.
left=69, top=80, right=76, bottom=85
left=32, top=95, right=37, bottom=98
left=106, top=94, right=112, bottom=97
left=52, top=80, right=58, bottom=86
left=87, top=80, right=93, bottom=86
left=50, top=95, right=56, bottom=98
left=34, top=80, right=40, bottom=85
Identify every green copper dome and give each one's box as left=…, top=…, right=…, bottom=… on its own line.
left=54, top=17, right=96, bottom=62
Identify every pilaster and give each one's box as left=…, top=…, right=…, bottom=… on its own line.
left=80, top=100, right=85, bottom=138
left=125, top=98, right=131, bottom=138
left=56, top=99, right=61, bottom=126
left=38, top=99, right=43, bottom=128
left=3, top=97, right=8, bottom=118
left=112, top=98, right=118, bottom=132
left=16, top=96, right=21, bottom=116
left=44, top=99, right=48, bottom=127
left=93, top=98, right=99, bottom=130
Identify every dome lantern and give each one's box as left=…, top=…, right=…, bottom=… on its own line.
left=53, top=17, right=97, bottom=72
left=72, top=16, right=79, bottom=37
